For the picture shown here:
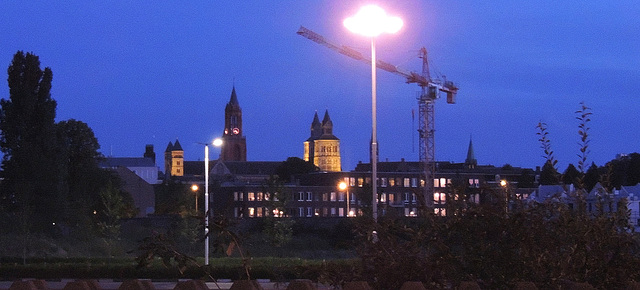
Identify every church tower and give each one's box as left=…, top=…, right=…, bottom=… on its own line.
left=304, top=110, right=341, bottom=172
left=164, top=139, right=184, bottom=176
left=465, top=136, right=477, bottom=169
left=220, top=86, right=247, bottom=161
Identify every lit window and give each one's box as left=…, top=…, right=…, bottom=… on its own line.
left=380, top=193, right=386, bottom=203
left=257, top=207, right=263, bottom=217
left=339, top=208, right=344, bottom=217
left=404, top=178, right=410, bottom=187
left=433, top=178, right=439, bottom=188
left=381, top=178, right=388, bottom=187
left=330, top=192, right=336, bottom=201
left=256, top=192, right=263, bottom=201
left=440, top=178, right=447, bottom=187
left=358, top=178, right=364, bottom=187
left=389, top=178, right=395, bottom=187
left=248, top=207, right=255, bottom=217
left=248, top=192, right=255, bottom=201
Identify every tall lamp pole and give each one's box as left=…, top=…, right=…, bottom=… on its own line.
left=203, top=138, right=223, bottom=266
left=344, top=5, right=402, bottom=222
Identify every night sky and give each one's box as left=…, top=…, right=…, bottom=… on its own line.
left=2, top=1, right=639, bottom=173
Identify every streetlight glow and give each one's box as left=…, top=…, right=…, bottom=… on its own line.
left=344, top=5, right=402, bottom=222
left=343, top=5, right=403, bottom=37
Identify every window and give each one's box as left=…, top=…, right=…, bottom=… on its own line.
left=411, top=193, right=417, bottom=203
left=404, top=178, right=411, bottom=187
left=350, top=177, right=356, bottom=187
left=388, top=193, right=395, bottom=203
left=330, top=192, right=336, bottom=201
left=380, top=192, right=386, bottom=203
left=256, top=192, right=263, bottom=201
left=331, top=208, right=336, bottom=217
left=248, top=192, right=255, bottom=201
left=339, top=208, right=344, bottom=217
left=307, top=207, right=313, bottom=217
left=403, top=192, right=410, bottom=202
left=299, top=207, right=304, bottom=217
left=381, top=178, right=388, bottom=187
left=338, top=192, right=345, bottom=201
left=440, top=178, right=447, bottom=187
left=306, top=192, right=313, bottom=201
left=358, top=178, right=364, bottom=187
left=389, top=178, right=395, bottom=187
left=323, top=192, right=328, bottom=201
left=264, top=192, right=270, bottom=201
left=434, top=208, right=446, bottom=216
left=297, top=192, right=304, bottom=201
left=434, top=192, right=446, bottom=204
left=248, top=207, right=255, bottom=217
left=411, top=178, right=418, bottom=187
left=257, top=207, right=263, bottom=217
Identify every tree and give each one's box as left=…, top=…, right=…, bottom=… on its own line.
left=539, top=160, right=560, bottom=185
left=562, top=163, right=581, bottom=185
left=0, top=51, right=60, bottom=233
left=275, top=157, right=318, bottom=182
left=56, top=119, right=108, bottom=227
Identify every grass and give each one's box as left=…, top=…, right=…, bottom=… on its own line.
left=0, top=256, right=358, bottom=281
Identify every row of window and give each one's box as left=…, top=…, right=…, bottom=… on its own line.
left=235, top=206, right=421, bottom=218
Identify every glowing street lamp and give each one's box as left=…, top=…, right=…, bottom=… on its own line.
left=202, top=137, right=223, bottom=266
left=191, top=184, right=199, bottom=213
left=344, top=5, right=402, bottom=222
left=338, top=181, right=351, bottom=217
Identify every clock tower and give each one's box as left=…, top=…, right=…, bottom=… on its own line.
left=221, top=86, right=247, bottom=161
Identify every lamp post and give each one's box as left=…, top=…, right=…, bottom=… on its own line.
left=344, top=5, right=402, bottom=222
left=203, top=138, right=223, bottom=266
left=338, top=181, right=351, bottom=217
left=191, top=184, right=199, bottom=213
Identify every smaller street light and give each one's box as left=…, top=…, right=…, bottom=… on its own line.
left=191, top=184, right=199, bottom=213
left=338, top=181, right=352, bottom=217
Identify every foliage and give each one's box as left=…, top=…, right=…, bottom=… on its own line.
left=1, top=52, right=119, bottom=236
left=131, top=231, right=196, bottom=275
left=261, top=177, right=294, bottom=248
left=275, top=157, right=319, bottom=182
left=0, top=51, right=59, bottom=233
left=338, top=197, right=640, bottom=289
left=562, top=163, right=582, bottom=185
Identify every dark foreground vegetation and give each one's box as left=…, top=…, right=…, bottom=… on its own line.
left=3, top=194, right=640, bottom=289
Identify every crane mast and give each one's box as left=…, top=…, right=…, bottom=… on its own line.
left=297, top=26, right=458, bottom=210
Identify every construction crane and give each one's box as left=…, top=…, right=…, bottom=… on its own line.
left=297, top=26, right=458, bottom=208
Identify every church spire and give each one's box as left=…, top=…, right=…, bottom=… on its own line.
left=465, top=136, right=477, bottom=169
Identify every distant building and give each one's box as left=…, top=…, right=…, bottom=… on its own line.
left=164, top=140, right=184, bottom=177
left=304, top=110, right=341, bottom=172
left=220, top=86, right=247, bottom=162
left=100, top=145, right=159, bottom=216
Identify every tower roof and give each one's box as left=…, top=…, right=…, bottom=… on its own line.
left=173, top=139, right=183, bottom=151
left=229, top=86, right=239, bottom=105
left=322, top=109, right=332, bottom=126
left=465, top=137, right=477, bottom=166
left=165, top=141, right=174, bottom=152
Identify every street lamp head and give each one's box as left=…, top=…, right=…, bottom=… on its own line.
left=338, top=181, right=348, bottom=191
left=212, top=138, right=223, bottom=147
left=191, top=184, right=199, bottom=192
left=500, top=180, right=507, bottom=187
left=344, top=5, right=403, bottom=37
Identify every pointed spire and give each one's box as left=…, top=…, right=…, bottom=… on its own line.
left=173, top=139, right=183, bottom=151
left=311, top=111, right=321, bottom=127
left=229, top=86, right=239, bottom=105
left=165, top=141, right=174, bottom=152
left=465, top=136, right=477, bottom=168
left=322, top=109, right=332, bottom=125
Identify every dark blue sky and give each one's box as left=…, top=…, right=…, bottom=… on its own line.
left=2, top=1, right=639, bottom=172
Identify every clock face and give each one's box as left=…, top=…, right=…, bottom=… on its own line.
left=232, top=127, right=240, bottom=135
